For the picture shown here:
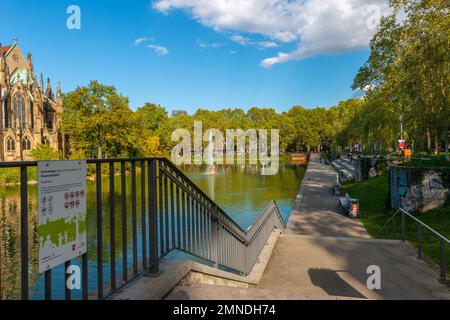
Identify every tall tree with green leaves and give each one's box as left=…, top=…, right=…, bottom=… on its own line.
left=62, top=81, right=139, bottom=159
left=353, top=0, right=449, bottom=158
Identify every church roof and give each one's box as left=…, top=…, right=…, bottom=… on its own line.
left=1, top=46, right=11, bottom=56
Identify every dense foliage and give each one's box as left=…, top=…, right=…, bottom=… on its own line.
left=350, top=0, right=449, bottom=156
left=36, top=0, right=447, bottom=161
left=61, top=83, right=345, bottom=158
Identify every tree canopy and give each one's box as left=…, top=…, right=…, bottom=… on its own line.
left=55, top=0, right=448, bottom=161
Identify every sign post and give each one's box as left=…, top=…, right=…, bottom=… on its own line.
left=38, top=160, right=87, bottom=273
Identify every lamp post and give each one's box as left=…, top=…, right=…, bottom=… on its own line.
left=399, top=115, right=404, bottom=141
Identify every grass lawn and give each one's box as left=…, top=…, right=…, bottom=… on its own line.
left=345, top=175, right=450, bottom=278
left=404, top=154, right=450, bottom=168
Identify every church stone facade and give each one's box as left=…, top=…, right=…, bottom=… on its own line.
left=0, top=40, right=67, bottom=161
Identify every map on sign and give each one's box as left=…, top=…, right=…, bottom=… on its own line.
left=38, top=161, right=87, bottom=273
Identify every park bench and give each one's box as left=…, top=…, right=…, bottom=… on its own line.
left=332, top=174, right=343, bottom=196
left=333, top=182, right=342, bottom=196
left=338, top=193, right=359, bottom=218
left=338, top=193, right=351, bottom=211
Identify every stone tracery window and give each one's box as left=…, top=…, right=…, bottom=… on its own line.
left=6, top=138, right=15, bottom=151
left=13, top=94, right=26, bottom=129
left=22, top=137, right=31, bottom=150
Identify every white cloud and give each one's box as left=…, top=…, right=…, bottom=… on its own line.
left=197, top=40, right=223, bottom=49
left=134, top=37, right=153, bottom=46
left=230, top=35, right=278, bottom=50
left=147, top=44, right=169, bottom=56
left=152, top=0, right=390, bottom=67
left=230, top=35, right=250, bottom=46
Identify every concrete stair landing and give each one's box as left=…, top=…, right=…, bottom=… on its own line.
left=332, top=158, right=356, bottom=181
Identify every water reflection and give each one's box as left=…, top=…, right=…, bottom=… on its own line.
left=0, top=162, right=305, bottom=299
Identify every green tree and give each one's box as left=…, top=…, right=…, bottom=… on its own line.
left=353, top=0, right=449, bottom=158
left=62, top=81, right=139, bottom=159
left=31, top=144, right=61, bottom=161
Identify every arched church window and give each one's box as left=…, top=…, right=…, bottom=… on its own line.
left=30, top=101, right=34, bottom=129
left=44, top=103, right=54, bottom=130
left=42, top=138, right=49, bottom=145
left=6, top=138, right=15, bottom=151
left=22, top=137, right=31, bottom=151
left=13, top=94, right=26, bottom=129
left=3, top=97, right=9, bottom=128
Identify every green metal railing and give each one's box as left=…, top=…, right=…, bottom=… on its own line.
left=379, top=208, right=449, bottom=282
left=0, top=157, right=286, bottom=300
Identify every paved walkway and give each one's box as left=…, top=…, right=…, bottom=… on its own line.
left=166, top=155, right=450, bottom=300
left=287, top=155, right=369, bottom=238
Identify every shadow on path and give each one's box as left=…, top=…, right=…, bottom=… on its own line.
left=308, top=268, right=366, bottom=299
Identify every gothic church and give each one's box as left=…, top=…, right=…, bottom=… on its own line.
left=0, top=39, right=67, bottom=161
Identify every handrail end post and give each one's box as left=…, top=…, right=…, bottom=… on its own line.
left=440, top=240, right=446, bottom=283
left=401, top=210, right=406, bottom=243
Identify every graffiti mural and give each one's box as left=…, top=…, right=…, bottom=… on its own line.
left=355, top=156, right=389, bottom=182
left=390, top=166, right=449, bottom=213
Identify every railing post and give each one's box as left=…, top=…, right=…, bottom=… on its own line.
left=120, top=162, right=128, bottom=284
left=149, top=160, right=159, bottom=274
left=417, top=224, right=422, bottom=260
left=44, top=270, right=51, bottom=300
left=392, top=216, right=396, bottom=239
left=82, top=253, right=88, bottom=300
left=440, top=240, right=446, bottom=283
left=109, top=161, right=116, bottom=291
left=401, top=210, right=406, bottom=242
left=131, top=162, right=138, bottom=276
left=96, top=163, right=103, bottom=300
left=20, top=165, right=28, bottom=300
left=65, top=260, right=71, bottom=300
left=141, top=161, right=147, bottom=270
left=211, top=219, right=219, bottom=268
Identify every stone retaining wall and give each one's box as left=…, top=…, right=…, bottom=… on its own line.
left=389, top=166, right=450, bottom=212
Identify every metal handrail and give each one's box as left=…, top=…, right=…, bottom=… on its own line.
left=379, top=208, right=450, bottom=245
left=158, top=159, right=286, bottom=274
left=161, top=162, right=286, bottom=242
left=0, top=157, right=287, bottom=299
left=379, top=208, right=449, bottom=282
left=159, top=161, right=248, bottom=239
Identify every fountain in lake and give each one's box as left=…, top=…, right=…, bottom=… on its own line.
left=204, top=131, right=217, bottom=175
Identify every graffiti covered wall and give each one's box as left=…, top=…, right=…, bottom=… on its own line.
left=390, top=166, right=450, bottom=212
left=355, top=157, right=389, bottom=182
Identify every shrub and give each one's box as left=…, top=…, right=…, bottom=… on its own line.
left=31, top=144, right=61, bottom=161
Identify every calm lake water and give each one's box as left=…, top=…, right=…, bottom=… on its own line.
left=0, top=162, right=305, bottom=300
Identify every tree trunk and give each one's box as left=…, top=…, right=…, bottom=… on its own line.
left=445, top=130, right=450, bottom=161
left=427, top=128, right=431, bottom=154
left=434, top=135, right=439, bottom=155
left=98, top=141, right=103, bottom=159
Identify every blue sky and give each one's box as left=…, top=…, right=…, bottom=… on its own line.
left=0, top=0, right=386, bottom=113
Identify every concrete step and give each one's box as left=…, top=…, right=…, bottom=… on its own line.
left=256, top=234, right=450, bottom=300
left=165, top=234, right=450, bottom=300
left=332, top=159, right=355, bottom=181
left=165, top=283, right=362, bottom=300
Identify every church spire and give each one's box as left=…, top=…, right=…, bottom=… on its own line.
left=0, top=42, right=3, bottom=72
left=40, top=73, right=44, bottom=93
left=0, top=42, right=9, bottom=84
left=56, top=82, right=63, bottom=110
left=27, top=52, right=34, bottom=73
left=46, top=77, right=53, bottom=98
